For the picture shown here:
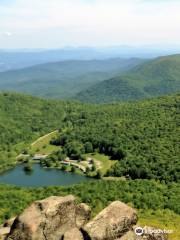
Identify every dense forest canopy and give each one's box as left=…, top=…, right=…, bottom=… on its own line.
left=76, top=54, right=180, bottom=103
left=0, top=90, right=179, bottom=239
left=0, top=92, right=179, bottom=182
left=0, top=92, right=66, bottom=171
left=0, top=180, right=179, bottom=223
left=0, top=58, right=144, bottom=99
left=52, top=94, right=180, bottom=182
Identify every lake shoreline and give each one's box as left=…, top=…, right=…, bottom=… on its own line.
left=0, top=163, right=92, bottom=187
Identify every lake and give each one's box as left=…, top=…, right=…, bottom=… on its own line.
left=0, top=164, right=91, bottom=187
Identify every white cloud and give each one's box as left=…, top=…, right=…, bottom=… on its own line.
left=0, top=0, right=180, bottom=47
left=5, top=32, right=12, bottom=36
left=0, top=31, right=13, bottom=37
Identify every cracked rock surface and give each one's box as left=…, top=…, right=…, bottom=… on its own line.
left=7, top=195, right=77, bottom=240
left=0, top=196, right=168, bottom=240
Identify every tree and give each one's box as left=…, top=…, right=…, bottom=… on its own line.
left=70, top=166, right=76, bottom=173
left=84, top=142, right=93, bottom=153
left=91, top=164, right=96, bottom=172
left=23, top=163, right=33, bottom=172
left=64, top=141, right=85, bottom=160
left=57, top=151, right=66, bottom=161
left=61, top=165, right=67, bottom=171
left=86, top=166, right=91, bottom=174
left=95, top=170, right=102, bottom=179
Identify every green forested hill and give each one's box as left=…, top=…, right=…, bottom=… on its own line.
left=0, top=92, right=179, bottom=182
left=0, top=92, right=179, bottom=238
left=0, top=93, right=67, bottom=171
left=53, top=93, right=179, bottom=182
left=0, top=58, right=144, bottom=99
left=76, top=54, right=180, bottom=103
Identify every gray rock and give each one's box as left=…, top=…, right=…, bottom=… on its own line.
left=76, top=203, right=91, bottom=228
left=64, top=228, right=84, bottom=240
left=5, top=196, right=168, bottom=240
left=0, top=227, right=10, bottom=240
left=7, top=195, right=76, bottom=240
left=83, top=201, right=137, bottom=240
left=3, top=218, right=16, bottom=228
left=117, top=230, right=136, bottom=240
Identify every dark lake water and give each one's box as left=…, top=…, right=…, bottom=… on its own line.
left=0, top=164, right=90, bottom=187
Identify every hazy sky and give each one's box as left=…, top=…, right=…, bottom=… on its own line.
left=0, top=0, right=180, bottom=49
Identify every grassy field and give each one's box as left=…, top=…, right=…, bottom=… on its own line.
left=84, top=153, right=117, bottom=175
left=30, top=130, right=60, bottom=155
left=138, top=210, right=180, bottom=240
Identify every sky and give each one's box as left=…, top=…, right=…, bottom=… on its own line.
left=0, top=0, right=180, bottom=49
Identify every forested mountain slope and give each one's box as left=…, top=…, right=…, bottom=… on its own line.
left=0, top=58, right=144, bottom=99
left=0, top=93, right=66, bottom=171
left=0, top=92, right=179, bottom=182
left=76, top=54, right=180, bottom=103
left=53, top=93, right=179, bottom=182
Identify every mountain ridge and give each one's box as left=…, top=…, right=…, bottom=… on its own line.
left=0, top=58, right=144, bottom=99
left=75, top=54, right=180, bottom=103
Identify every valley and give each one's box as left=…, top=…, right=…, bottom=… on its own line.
left=0, top=55, right=179, bottom=240
left=0, top=92, right=179, bottom=182
left=1, top=0, right=180, bottom=239
left=0, top=54, right=179, bottom=104
left=0, top=58, right=144, bottom=99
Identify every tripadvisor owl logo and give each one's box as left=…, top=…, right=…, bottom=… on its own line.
left=135, top=227, right=144, bottom=236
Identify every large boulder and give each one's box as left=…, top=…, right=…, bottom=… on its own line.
left=117, top=230, right=135, bottom=240
left=3, top=218, right=16, bottom=228
left=82, top=201, right=137, bottom=240
left=0, top=227, right=10, bottom=240
left=7, top=195, right=77, bottom=240
left=4, top=196, right=169, bottom=240
left=64, top=228, right=84, bottom=240
left=76, top=203, right=91, bottom=228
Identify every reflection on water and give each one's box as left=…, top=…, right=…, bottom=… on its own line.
left=0, top=164, right=91, bottom=187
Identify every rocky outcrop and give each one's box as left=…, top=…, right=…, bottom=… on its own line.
left=7, top=195, right=77, bottom=240
left=0, top=227, right=10, bottom=240
left=3, top=218, right=16, bottom=228
left=76, top=203, right=91, bottom=228
left=82, top=201, right=137, bottom=240
left=0, top=218, right=15, bottom=240
left=64, top=228, right=84, bottom=240
left=0, top=196, right=168, bottom=240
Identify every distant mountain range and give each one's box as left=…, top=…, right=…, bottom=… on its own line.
left=75, top=54, right=180, bottom=103
left=0, top=53, right=179, bottom=103
left=0, top=58, right=144, bottom=99
left=1, top=46, right=180, bottom=72
left=0, top=48, right=106, bottom=72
